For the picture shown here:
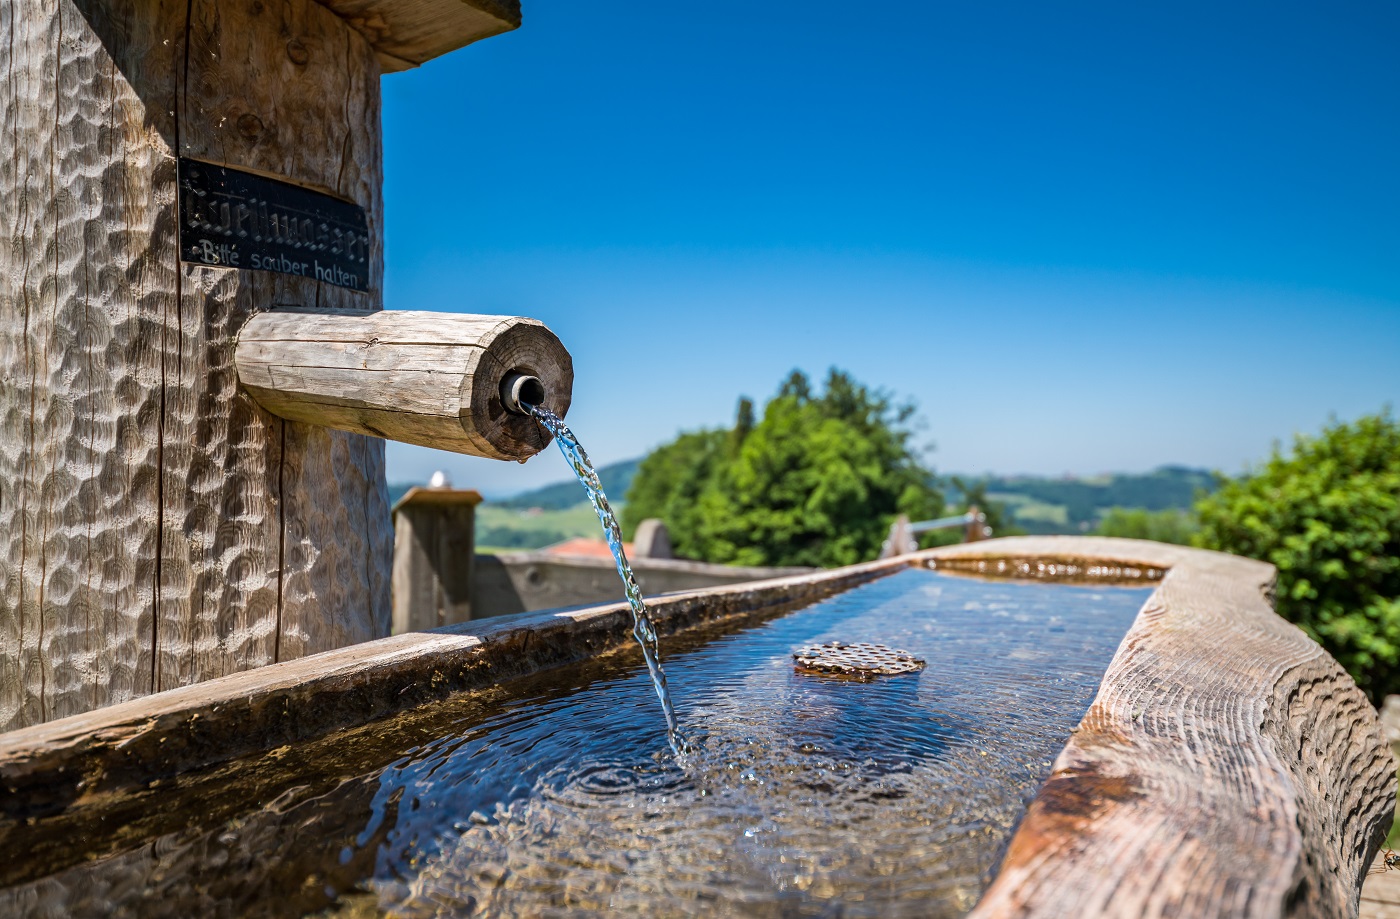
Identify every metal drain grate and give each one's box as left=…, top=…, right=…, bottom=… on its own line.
left=792, top=641, right=927, bottom=680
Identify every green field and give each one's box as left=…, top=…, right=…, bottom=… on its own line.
left=474, top=502, right=604, bottom=551
left=982, top=466, right=1215, bottom=535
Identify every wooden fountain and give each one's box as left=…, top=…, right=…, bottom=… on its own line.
left=0, top=537, right=1391, bottom=918
left=1, top=3, right=1393, bottom=916
left=0, top=0, right=570, bottom=733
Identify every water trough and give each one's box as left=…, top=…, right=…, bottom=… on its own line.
left=0, top=537, right=1391, bottom=917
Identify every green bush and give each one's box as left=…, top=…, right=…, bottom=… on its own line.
left=1193, top=412, right=1400, bottom=700
left=623, top=369, right=942, bottom=568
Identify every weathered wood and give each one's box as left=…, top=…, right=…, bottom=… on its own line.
left=312, top=0, right=520, bottom=72
left=236, top=310, right=574, bottom=460
left=1362, top=860, right=1400, bottom=919
left=170, top=0, right=391, bottom=690
left=945, top=537, right=1396, bottom=919
left=1, top=0, right=181, bottom=730
left=0, top=0, right=398, bottom=731
left=391, top=486, right=482, bottom=632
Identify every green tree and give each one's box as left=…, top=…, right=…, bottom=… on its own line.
left=1193, top=412, right=1400, bottom=700
left=620, top=428, right=728, bottom=560
left=1096, top=507, right=1197, bottom=545
left=624, top=369, right=942, bottom=567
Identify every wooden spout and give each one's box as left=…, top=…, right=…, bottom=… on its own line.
left=235, top=310, right=573, bottom=460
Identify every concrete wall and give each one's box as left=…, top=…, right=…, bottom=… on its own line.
left=470, top=552, right=815, bottom=619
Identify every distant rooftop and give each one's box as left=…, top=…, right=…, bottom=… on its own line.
left=541, top=537, right=631, bottom=559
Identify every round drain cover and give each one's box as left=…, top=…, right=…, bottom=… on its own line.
left=792, top=641, right=926, bottom=680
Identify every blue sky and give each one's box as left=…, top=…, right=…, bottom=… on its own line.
left=380, top=1, right=1399, bottom=496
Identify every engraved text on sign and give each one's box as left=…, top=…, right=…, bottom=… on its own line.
left=178, top=159, right=371, bottom=292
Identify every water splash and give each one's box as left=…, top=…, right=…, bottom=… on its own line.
left=526, top=405, right=691, bottom=757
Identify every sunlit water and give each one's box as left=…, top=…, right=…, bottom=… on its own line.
left=347, top=570, right=1149, bottom=917
left=0, top=570, right=1150, bottom=918
left=527, top=404, right=689, bottom=756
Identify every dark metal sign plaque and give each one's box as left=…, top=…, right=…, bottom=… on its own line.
left=178, top=158, right=370, bottom=292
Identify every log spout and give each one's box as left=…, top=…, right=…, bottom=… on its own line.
left=235, top=310, right=573, bottom=460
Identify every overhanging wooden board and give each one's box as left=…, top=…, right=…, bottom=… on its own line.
left=313, top=0, right=521, bottom=71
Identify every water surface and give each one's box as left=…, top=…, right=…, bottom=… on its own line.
left=346, top=569, right=1149, bottom=917
left=2, top=570, right=1150, bottom=918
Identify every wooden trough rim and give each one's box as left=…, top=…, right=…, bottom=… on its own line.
left=950, top=537, right=1395, bottom=919
left=0, top=537, right=1392, bottom=918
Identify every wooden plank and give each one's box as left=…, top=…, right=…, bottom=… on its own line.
left=1361, top=902, right=1400, bottom=919
left=159, top=0, right=390, bottom=689
left=1362, top=864, right=1400, bottom=918
left=391, top=491, right=479, bottom=631
left=0, top=0, right=187, bottom=730
left=235, top=310, right=574, bottom=460
left=311, top=0, right=520, bottom=71
left=947, top=537, right=1396, bottom=919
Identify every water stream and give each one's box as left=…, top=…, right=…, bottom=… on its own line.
left=527, top=404, right=691, bottom=756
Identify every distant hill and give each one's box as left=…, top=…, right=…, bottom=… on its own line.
left=384, top=459, right=641, bottom=552
left=386, top=458, right=640, bottom=513
left=495, top=458, right=641, bottom=510
left=980, top=465, right=1216, bottom=535
left=386, top=461, right=1216, bottom=549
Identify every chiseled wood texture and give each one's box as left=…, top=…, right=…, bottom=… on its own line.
left=236, top=310, right=573, bottom=460
left=0, top=0, right=392, bottom=732
left=313, top=0, right=520, bottom=72
left=174, top=0, right=390, bottom=680
left=942, top=537, right=1396, bottom=919
left=1, top=0, right=182, bottom=731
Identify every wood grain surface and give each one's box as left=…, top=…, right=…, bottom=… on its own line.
left=1, top=0, right=182, bottom=729
left=942, top=538, right=1396, bottom=919
left=313, top=0, right=520, bottom=71
left=1362, top=855, right=1400, bottom=919
left=236, top=310, right=574, bottom=460
left=391, top=488, right=482, bottom=632
left=0, top=0, right=394, bottom=730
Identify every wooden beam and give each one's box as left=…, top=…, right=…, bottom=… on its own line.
left=313, top=0, right=521, bottom=71
left=235, top=309, right=573, bottom=461
left=0, top=0, right=394, bottom=731
left=391, top=486, right=482, bottom=631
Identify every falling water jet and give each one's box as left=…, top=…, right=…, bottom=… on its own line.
left=522, top=402, right=692, bottom=757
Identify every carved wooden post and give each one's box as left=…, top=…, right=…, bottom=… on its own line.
left=632, top=519, right=673, bottom=560
left=964, top=506, right=990, bottom=543
left=880, top=515, right=916, bottom=558
left=0, top=0, right=522, bottom=731
left=391, top=487, right=482, bottom=632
